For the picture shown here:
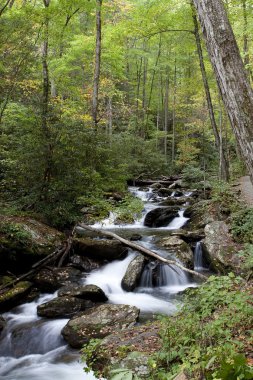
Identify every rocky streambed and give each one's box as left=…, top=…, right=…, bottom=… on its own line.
left=0, top=180, right=244, bottom=379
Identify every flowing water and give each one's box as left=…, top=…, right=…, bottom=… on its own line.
left=0, top=186, right=197, bottom=379
left=194, top=241, right=209, bottom=271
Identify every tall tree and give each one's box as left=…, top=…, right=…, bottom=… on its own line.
left=92, top=0, right=102, bottom=128
left=191, top=4, right=229, bottom=181
left=193, top=0, right=253, bottom=183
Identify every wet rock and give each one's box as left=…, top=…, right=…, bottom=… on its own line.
left=0, top=281, right=33, bottom=312
left=203, top=221, right=242, bottom=274
left=73, top=238, right=127, bottom=261
left=0, top=316, right=6, bottom=334
left=58, top=284, right=108, bottom=302
left=62, top=304, right=140, bottom=348
left=157, top=188, right=174, bottom=197
left=37, top=296, right=95, bottom=318
left=130, top=234, right=142, bottom=241
left=144, top=207, right=180, bottom=228
left=174, top=373, right=188, bottom=380
left=86, top=323, right=161, bottom=379
left=159, top=197, right=193, bottom=206
left=150, top=182, right=162, bottom=189
left=121, top=255, right=146, bottom=291
left=34, top=267, right=82, bottom=292
left=158, top=237, right=193, bottom=268
left=171, top=229, right=205, bottom=243
left=69, top=254, right=102, bottom=272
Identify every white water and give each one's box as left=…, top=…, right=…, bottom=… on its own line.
left=194, top=241, right=208, bottom=271
left=0, top=293, right=97, bottom=380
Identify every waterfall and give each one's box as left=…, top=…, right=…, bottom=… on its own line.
left=194, top=242, right=207, bottom=271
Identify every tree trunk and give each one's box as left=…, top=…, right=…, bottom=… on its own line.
left=92, top=0, right=102, bottom=129
left=191, top=5, right=229, bottom=181
left=164, top=66, right=169, bottom=161
left=172, top=58, right=177, bottom=164
left=241, top=0, right=252, bottom=81
left=193, top=0, right=253, bottom=184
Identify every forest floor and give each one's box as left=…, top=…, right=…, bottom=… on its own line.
left=235, top=176, right=253, bottom=207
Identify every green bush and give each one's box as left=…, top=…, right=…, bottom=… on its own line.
left=231, top=208, right=253, bottom=243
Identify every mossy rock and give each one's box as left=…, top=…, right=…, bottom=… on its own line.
left=0, top=281, right=33, bottom=312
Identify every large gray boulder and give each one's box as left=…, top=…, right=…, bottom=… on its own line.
left=144, top=207, right=180, bottom=228
left=61, top=304, right=140, bottom=348
left=69, top=254, right=102, bottom=272
left=73, top=238, right=127, bottom=260
left=121, top=255, right=146, bottom=291
left=37, top=296, right=95, bottom=318
left=203, top=221, right=241, bottom=273
left=158, top=236, right=193, bottom=268
left=58, top=284, right=108, bottom=302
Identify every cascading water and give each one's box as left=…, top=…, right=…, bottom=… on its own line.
left=0, top=293, right=98, bottom=380
left=194, top=241, right=208, bottom=271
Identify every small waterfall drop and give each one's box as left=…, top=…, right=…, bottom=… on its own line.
left=194, top=242, right=207, bottom=271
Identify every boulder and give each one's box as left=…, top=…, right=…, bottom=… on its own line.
left=58, top=284, right=108, bottom=302
left=73, top=238, right=127, bottom=261
left=156, top=188, right=174, bottom=197
left=34, top=267, right=82, bottom=292
left=86, top=323, right=161, bottom=379
left=130, top=234, right=142, bottom=241
left=159, top=197, right=193, bottom=206
left=0, top=316, right=6, bottom=334
left=144, top=207, right=180, bottom=228
left=171, top=229, right=205, bottom=243
left=61, top=304, right=140, bottom=348
left=158, top=237, right=193, bottom=268
left=0, top=216, right=63, bottom=274
left=69, top=254, right=102, bottom=272
left=203, top=221, right=242, bottom=273
left=184, top=200, right=216, bottom=230
left=37, top=296, right=95, bottom=318
left=121, top=255, right=146, bottom=291
left=0, top=281, right=33, bottom=312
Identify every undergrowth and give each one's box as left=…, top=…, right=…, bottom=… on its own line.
left=152, top=274, right=253, bottom=380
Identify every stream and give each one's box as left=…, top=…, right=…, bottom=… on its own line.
left=0, top=186, right=205, bottom=379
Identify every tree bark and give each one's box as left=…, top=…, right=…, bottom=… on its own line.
left=191, top=5, right=229, bottom=181
left=193, top=0, right=253, bottom=184
left=78, top=224, right=207, bottom=279
left=92, top=0, right=102, bottom=128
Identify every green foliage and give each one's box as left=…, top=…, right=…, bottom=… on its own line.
left=231, top=208, right=253, bottom=243
left=109, top=368, right=141, bottom=380
left=211, top=180, right=241, bottom=215
left=181, top=166, right=205, bottom=187
left=152, top=275, right=253, bottom=379
left=114, top=195, right=144, bottom=224
left=81, top=339, right=102, bottom=375
left=238, top=244, right=253, bottom=271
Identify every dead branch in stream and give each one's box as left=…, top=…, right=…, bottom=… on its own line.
left=78, top=224, right=208, bottom=280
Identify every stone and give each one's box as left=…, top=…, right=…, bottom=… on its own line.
left=156, top=188, right=174, bottom=196
left=184, top=200, right=216, bottom=230
left=69, top=254, right=102, bottom=272
left=158, top=237, right=193, bottom=268
left=0, top=316, right=6, bottom=334
left=130, top=234, right=142, bottom=241
left=37, top=296, right=94, bottom=318
left=34, top=267, right=82, bottom=292
left=144, top=207, right=180, bottom=228
left=174, top=372, right=188, bottom=380
left=171, top=229, right=205, bottom=243
left=61, top=304, right=140, bottom=348
left=86, top=323, right=161, bottom=379
left=203, top=221, right=242, bottom=273
left=121, top=255, right=146, bottom=291
left=0, top=281, right=33, bottom=312
left=58, top=284, right=108, bottom=302
left=73, top=238, right=127, bottom=261
left=0, top=216, right=63, bottom=275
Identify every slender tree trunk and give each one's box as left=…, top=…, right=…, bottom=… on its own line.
left=193, top=0, right=253, bottom=183
left=191, top=5, right=229, bottom=181
left=136, top=57, right=143, bottom=134
left=164, top=66, right=169, bottom=161
left=92, top=0, right=102, bottom=129
left=242, top=0, right=252, bottom=81
left=147, top=34, right=162, bottom=118
left=42, top=0, right=52, bottom=192
left=172, top=58, right=177, bottom=164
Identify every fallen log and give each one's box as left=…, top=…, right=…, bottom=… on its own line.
left=78, top=224, right=208, bottom=280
